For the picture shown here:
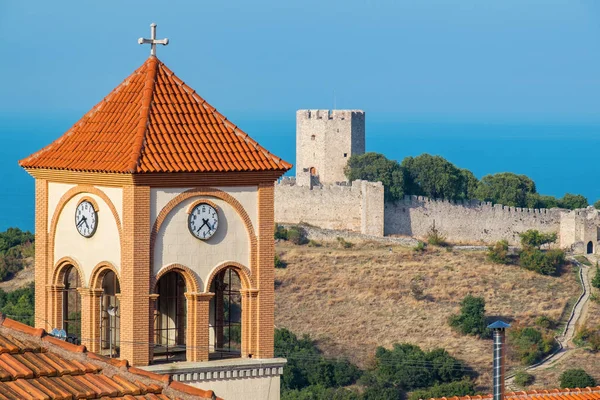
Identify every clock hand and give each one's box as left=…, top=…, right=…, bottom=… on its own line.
left=76, top=218, right=85, bottom=228
left=197, top=220, right=208, bottom=233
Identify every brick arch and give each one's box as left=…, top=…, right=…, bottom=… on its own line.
left=89, top=262, right=120, bottom=291
left=150, top=187, right=258, bottom=276
left=52, top=257, right=85, bottom=287
left=153, top=263, right=201, bottom=293
left=49, top=185, right=123, bottom=271
left=205, top=261, right=253, bottom=293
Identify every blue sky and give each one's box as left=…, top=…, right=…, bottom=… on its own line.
left=1, top=0, right=599, bottom=123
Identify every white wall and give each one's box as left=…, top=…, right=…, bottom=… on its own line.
left=52, top=187, right=122, bottom=286
left=189, top=375, right=280, bottom=400
left=153, top=195, right=253, bottom=292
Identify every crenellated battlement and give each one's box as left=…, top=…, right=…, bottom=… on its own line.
left=297, top=109, right=365, bottom=121
left=400, top=195, right=562, bottom=215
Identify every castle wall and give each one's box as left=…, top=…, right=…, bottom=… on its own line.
left=296, top=110, right=365, bottom=184
left=385, top=196, right=563, bottom=245
left=274, top=179, right=383, bottom=235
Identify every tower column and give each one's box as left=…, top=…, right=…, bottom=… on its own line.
left=185, top=292, right=213, bottom=362
left=34, top=179, right=49, bottom=331
left=256, top=182, right=275, bottom=358
left=120, top=185, right=151, bottom=366
left=79, top=288, right=103, bottom=352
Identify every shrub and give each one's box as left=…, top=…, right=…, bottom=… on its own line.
left=426, top=222, right=447, bottom=246
left=0, top=228, right=34, bottom=255
left=0, top=284, right=35, bottom=326
left=307, top=240, right=321, bottom=247
left=487, top=240, right=511, bottom=264
left=449, top=295, right=490, bottom=338
left=559, top=369, right=596, bottom=389
left=535, top=315, right=556, bottom=330
left=592, top=265, right=600, bottom=290
left=410, top=281, right=425, bottom=301
left=595, top=200, right=600, bottom=210
left=519, top=230, right=557, bottom=249
left=282, top=385, right=361, bottom=400
left=366, top=343, right=471, bottom=392
left=275, top=254, right=286, bottom=269
left=287, top=226, right=308, bottom=245
left=408, top=379, right=476, bottom=400
left=275, top=224, right=289, bottom=240
left=413, top=241, right=426, bottom=252
left=574, top=326, right=600, bottom=352
left=508, top=326, right=555, bottom=365
left=514, top=371, right=535, bottom=387
left=519, top=248, right=564, bottom=276
left=337, top=237, right=353, bottom=249
left=275, top=328, right=361, bottom=393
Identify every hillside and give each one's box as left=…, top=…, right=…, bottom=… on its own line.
left=274, top=240, right=581, bottom=390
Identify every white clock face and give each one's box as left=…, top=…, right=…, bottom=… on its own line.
left=188, top=203, right=219, bottom=240
left=75, top=200, right=98, bottom=238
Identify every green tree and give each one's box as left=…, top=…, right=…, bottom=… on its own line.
left=508, top=327, right=555, bottom=365
left=345, top=153, right=405, bottom=202
left=449, top=295, right=490, bottom=338
left=401, top=154, right=468, bottom=201
left=594, top=200, right=600, bottom=210
left=459, top=169, right=479, bottom=201
left=519, top=230, right=557, bottom=249
left=408, top=379, right=476, bottom=400
left=0, top=227, right=34, bottom=254
left=559, top=369, right=596, bottom=389
left=475, top=173, right=536, bottom=207
left=559, top=194, right=588, bottom=210
left=519, top=248, right=564, bottom=276
left=529, top=194, right=560, bottom=209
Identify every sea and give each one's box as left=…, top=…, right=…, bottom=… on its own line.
left=1, top=114, right=599, bottom=232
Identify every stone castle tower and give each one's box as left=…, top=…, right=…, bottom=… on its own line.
left=296, top=110, right=365, bottom=185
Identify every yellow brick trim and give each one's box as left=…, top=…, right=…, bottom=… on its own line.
left=153, top=263, right=201, bottom=293
left=89, top=261, right=120, bottom=291
left=205, top=261, right=254, bottom=292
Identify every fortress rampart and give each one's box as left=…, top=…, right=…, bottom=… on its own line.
left=275, top=178, right=384, bottom=236
left=385, top=196, right=563, bottom=244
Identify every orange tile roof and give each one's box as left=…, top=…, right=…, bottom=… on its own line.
left=19, top=56, right=292, bottom=174
left=430, top=387, right=600, bottom=400
left=0, top=315, right=219, bottom=400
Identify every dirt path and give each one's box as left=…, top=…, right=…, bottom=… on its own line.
left=505, top=257, right=593, bottom=391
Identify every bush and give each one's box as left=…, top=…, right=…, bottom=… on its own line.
left=449, top=295, right=490, bottom=338
left=426, top=222, right=447, bottom=247
left=592, top=265, right=600, bottom=290
left=275, top=224, right=289, bottom=240
left=508, top=326, right=555, bottom=365
left=487, top=240, right=511, bottom=264
left=337, top=237, right=353, bottom=249
left=287, top=226, right=308, bottom=245
left=366, top=344, right=471, bottom=393
left=410, top=281, right=425, bottom=301
left=275, top=254, right=286, bottom=269
left=559, top=369, right=596, bottom=389
left=0, top=284, right=35, bottom=326
left=574, top=326, right=600, bottom=352
left=307, top=240, right=321, bottom=247
left=0, top=228, right=34, bottom=255
left=413, top=242, right=426, bottom=252
left=282, top=385, right=361, bottom=400
left=535, top=315, right=556, bottom=330
left=519, top=248, right=564, bottom=276
left=559, top=193, right=588, bottom=210
left=594, top=200, right=600, bottom=210
left=275, top=328, right=361, bottom=393
left=519, top=230, right=557, bottom=249
left=514, top=371, right=535, bottom=387
left=408, top=379, right=476, bottom=400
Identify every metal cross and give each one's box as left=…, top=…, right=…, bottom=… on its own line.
left=138, top=23, right=169, bottom=57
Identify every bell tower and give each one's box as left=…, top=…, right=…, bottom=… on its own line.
left=20, top=24, right=291, bottom=400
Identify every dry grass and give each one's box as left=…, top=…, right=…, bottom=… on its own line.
left=274, top=241, right=580, bottom=390
left=530, top=279, right=600, bottom=389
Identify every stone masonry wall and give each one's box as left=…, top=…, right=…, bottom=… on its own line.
left=274, top=178, right=383, bottom=235
left=385, top=196, right=563, bottom=245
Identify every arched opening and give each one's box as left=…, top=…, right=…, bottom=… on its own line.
left=210, top=267, right=242, bottom=359
left=153, top=271, right=187, bottom=363
left=587, top=241, right=594, bottom=254
left=100, top=270, right=120, bottom=357
left=63, top=266, right=81, bottom=343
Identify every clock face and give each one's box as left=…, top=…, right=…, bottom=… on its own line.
left=188, top=203, right=219, bottom=240
left=75, top=200, right=98, bottom=238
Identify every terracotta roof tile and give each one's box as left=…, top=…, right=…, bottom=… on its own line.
left=0, top=317, right=218, bottom=400
left=429, top=387, right=600, bottom=400
left=19, top=56, right=292, bottom=175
